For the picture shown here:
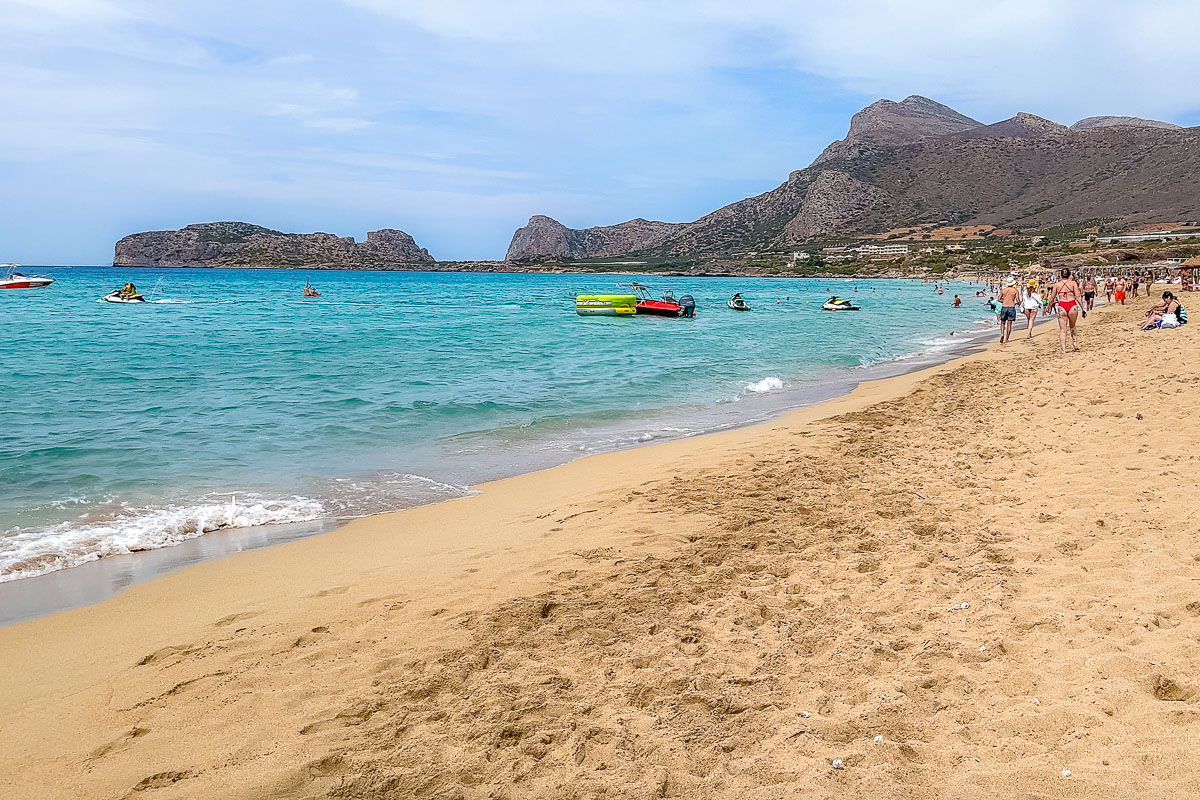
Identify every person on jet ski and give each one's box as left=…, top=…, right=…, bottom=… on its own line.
left=122, top=282, right=138, bottom=298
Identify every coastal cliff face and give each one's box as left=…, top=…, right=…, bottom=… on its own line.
left=113, top=222, right=435, bottom=268
left=504, top=215, right=681, bottom=262
left=505, top=95, right=1200, bottom=260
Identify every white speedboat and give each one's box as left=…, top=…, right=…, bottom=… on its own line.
left=100, top=290, right=146, bottom=303
left=0, top=264, right=54, bottom=289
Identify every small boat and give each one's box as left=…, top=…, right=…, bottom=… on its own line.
left=576, top=294, right=636, bottom=316
left=727, top=293, right=751, bottom=311
left=0, top=264, right=54, bottom=290
left=626, top=282, right=689, bottom=317
left=303, top=282, right=321, bottom=297
left=822, top=296, right=860, bottom=312
left=100, top=289, right=146, bottom=303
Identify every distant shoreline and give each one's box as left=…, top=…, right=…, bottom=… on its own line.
left=72, top=263, right=965, bottom=279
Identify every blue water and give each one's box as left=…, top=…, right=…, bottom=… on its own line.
left=1, top=267, right=996, bottom=581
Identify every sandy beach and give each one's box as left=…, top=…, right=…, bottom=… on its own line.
left=3, top=293, right=1199, bottom=799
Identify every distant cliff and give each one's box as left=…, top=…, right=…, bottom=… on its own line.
left=504, top=215, right=681, bottom=262
left=505, top=95, right=1200, bottom=260
left=113, top=222, right=435, bottom=268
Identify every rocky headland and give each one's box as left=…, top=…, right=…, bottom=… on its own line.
left=113, top=222, right=435, bottom=269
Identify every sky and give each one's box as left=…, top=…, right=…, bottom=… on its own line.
left=3, top=0, right=1200, bottom=264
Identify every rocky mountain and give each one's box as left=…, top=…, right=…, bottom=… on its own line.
left=504, top=215, right=681, bottom=262
left=113, top=222, right=435, bottom=268
left=506, top=95, right=1200, bottom=260
left=1071, top=115, right=1181, bottom=131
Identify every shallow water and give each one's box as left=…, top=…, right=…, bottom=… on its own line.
left=1, top=267, right=996, bottom=584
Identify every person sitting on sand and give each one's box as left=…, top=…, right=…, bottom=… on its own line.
left=1140, top=292, right=1184, bottom=330
left=1051, top=268, right=1083, bottom=353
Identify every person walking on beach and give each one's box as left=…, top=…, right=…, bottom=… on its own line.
left=1114, top=276, right=1127, bottom=305
left=1022, top=280, right=1041, bottom=338
left=1051, top=268, right=1083, bottom=353
left=1104, top=277, right=1114, bottom=304
left=1082, top=274, right=1097, bottom=311
left=998, top=279, right=1020, bottom=343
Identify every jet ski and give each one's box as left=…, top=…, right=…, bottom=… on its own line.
left=727, top=293, right=751, bottom=311
left=822, top=296, right=860, bottom=312
left=0, top=265, right=54, bottom=289
left=100, top=289, right=146, bottom=303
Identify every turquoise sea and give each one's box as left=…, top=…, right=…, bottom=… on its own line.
left=1, top=267, right=996, bottom=584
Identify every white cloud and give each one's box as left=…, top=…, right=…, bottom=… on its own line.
left=2, top=0, right=1199, bottom=263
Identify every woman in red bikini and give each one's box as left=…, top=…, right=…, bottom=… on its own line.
left=1051, top=267, right=1083, bottom=353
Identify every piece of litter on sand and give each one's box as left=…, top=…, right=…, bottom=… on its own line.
left=1031, top=698, right=1040, bottom=705
left=979, top=645, right=987, bottom=652
left=949, top=601, right=969, bottom=612
left=800, top=711, right=811, bottom=718
left=832, top=759, right=844, bottom=770
left=1062, top=769, right=1071, bottom=778
left=873, top=735, right=883, bottom=744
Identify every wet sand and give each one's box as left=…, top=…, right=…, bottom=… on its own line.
left=3, top=295, right=1199, bottom=799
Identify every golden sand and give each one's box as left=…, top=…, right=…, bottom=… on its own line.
left=3, top=295, right=1199, bottom=799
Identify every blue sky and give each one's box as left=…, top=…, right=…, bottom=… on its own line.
left=3, top=0, right=1200, bottom=263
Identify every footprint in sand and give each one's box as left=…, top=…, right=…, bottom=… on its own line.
left=308, top=586, right=349, bottom=598
left=122, top=770, right=193, bottom=797
left=88, top=726, right=150, bottom=761
left=136, top=643, right=201, bottom=667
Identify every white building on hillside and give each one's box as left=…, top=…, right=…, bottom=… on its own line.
left=856, top=243, right=910, bottom=257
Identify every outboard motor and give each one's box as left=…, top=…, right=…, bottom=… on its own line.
left=678, top=294, right=696, bottom=317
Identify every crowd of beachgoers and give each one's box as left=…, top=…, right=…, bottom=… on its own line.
left=944, top=267, right=1189, bottom=353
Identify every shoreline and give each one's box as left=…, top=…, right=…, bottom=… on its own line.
left=0, top=298, right=1006, bottom=625
left=6, top=295, right=1195, bottom=798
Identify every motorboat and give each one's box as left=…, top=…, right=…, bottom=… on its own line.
left=1, top=264, right=54, bottom=289
left=576, top=294, right=637, bottom=316
left=626, top=282, right=690, bottom=317
left=822, top=296, right=860, bottom=312
left=100, top=289, right=146, bottom=303
left=727, top=293, right=751, bottom=311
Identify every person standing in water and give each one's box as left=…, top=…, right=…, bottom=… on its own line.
left=1051, top=268, right=1083, bottom=353
left=953, top=294, right=961, bottom=308
left=998, top=279, right=1020, bottom=343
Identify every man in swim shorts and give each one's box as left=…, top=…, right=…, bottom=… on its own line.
left=997, top=278, right=1020, bottom=343
left=1114, top=276, right=1127, bottom=305
left=1082, top=275, right=1097, bottom=311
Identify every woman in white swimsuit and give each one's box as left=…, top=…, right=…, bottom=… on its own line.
left=1021, top=281, right=1041, bottom=339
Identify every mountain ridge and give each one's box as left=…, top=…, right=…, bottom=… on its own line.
left=505, top=98, right=1199, bottom=261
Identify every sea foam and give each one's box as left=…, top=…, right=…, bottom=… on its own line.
left=0, top=494, right=325, bottom=582
left=745, top=376, right=785, bottom=393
